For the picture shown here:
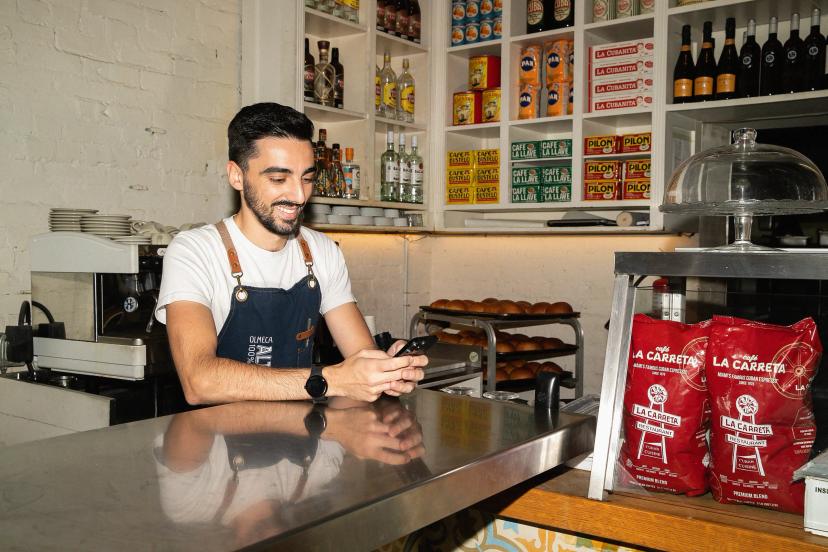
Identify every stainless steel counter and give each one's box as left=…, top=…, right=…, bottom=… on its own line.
left=0, top=389, right=594, bottom=551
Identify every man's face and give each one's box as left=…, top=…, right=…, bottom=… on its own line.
left=235, top=137, right=315, bottom=237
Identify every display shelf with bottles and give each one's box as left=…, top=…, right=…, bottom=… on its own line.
left=304, top=6, right=367, bottom=37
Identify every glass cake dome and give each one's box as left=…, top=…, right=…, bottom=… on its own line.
left=661, top=128, right=828, bottom=251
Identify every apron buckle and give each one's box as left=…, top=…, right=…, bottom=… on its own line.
left=235, top=285, right=249, bottom=303
left=306, top=262, right=317, bottom=289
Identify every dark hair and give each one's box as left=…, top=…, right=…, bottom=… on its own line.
left=228, top=103, right=315, bottom=170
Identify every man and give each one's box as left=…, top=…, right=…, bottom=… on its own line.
left=155, top=102, right=426, bottom=404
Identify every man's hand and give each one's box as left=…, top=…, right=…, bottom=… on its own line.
left=324, top=346, right=427, bottom=402
left=326, top=401, right=425, bottom=464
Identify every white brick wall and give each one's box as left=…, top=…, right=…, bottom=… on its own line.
left=0, top=0, right=240, bottom=324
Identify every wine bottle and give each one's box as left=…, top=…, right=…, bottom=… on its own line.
left=760, top=16, right=783, bottom=95
left=804, top=8, right=826, bottom=91
left=782, top=12, right=806, bottom=93
left=331, top=47, right=344, bottom=109
left=716, top=17, right=739, bottom=100
left=304, top=38, right=315, bottom=103
left=673, top=24, right=695, bottom=104
left=407, top=0, right=421, bottom=43
left=694, top=21, right=716, bottom=101
left=737, top=18, right=760, bottom=98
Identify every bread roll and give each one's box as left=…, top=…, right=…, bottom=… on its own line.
left=525, top=362, right=542, bottom=374
left=474, top=336, right=487, bottom=347
left=481, top=302, right=500, bottom=314
left=515, top=340, right=541, bottom=351
left=430, top=299, right=449, bottom=309
left=510, top=333, right=528, bottom=342
left=465, top=301, right=486, bottom=313
left=459, top=335, right=478, bottom=346
left=529, top=301, right=552, bottom=314
left=445, top=299, right=467, bottom=311
left=543, top=337, right=565, bottom=349
left=509, top=367, right=534, bottom=380
left=516, top=300, right=532, bottom=310
left=538, top=361, right=563, bottom=373
left=458, top=329, right=478, bottom=337
left=435, top=331, right=452, bottom=342
left=547, top=301, right=573, bottom=314
left=441, top=333, right=462, bottom=344
left=496, top=361, right=509, bottom=370
left=499, top=300, right=523, bottom=314
left=508, top=359, right=527, bottom=370
left=495, top=341, right=515, bottom=353
left=482, top=297, right=500, bottom=304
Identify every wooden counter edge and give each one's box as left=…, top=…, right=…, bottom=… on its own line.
left=480, top=469, right=828, bottom=552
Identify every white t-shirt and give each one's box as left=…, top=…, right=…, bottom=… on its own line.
left=155, top=217, right=355, bottom=333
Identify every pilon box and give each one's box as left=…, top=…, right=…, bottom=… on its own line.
left=623, top=179, right=651, bottom=200
left=584, top=180, right=621, bottom=200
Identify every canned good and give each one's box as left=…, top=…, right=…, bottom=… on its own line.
left=464, top=21, right=480, bottom=44
left=546, top=81, right=569, bottom=117
left=451, top=25, right=466, bottom=46
left=451, top=1, right=466, bottom=25
left=567, top=40, right=575, bottom=80
left=453, top=91, right=481, bottom=125
left=615, top=0, right=639, bottom=19
left=592, top=0, right=615, bottom=22
left=541, top=182, right=572, bottom=202
left=584, top=180, right=621, bottom=200
left=479, top=19, right=493, bottom=41
left=469, top=55, right=501, bottom=89
left=517, top=84, right=540, bottom=119
left=639, top=0, right=654, bottom=13
left=492, top=16, right=503, bottom=39
left=623, top=179, right=650, bottom=200
left=464, top=0, right=480, bottom=22
left=481, top=88, right=501, bottom=122
left=493, top=0, right=503, bottom=15
left=479, top=0, right=494, bottom=19
left=567, top=81, right=574, bottom=114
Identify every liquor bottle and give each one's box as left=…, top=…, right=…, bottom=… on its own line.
left=408, top=0, right=421, bottom=43
left=304, top=38, right=315, bottom=103
left=314, top=41, right=335, bottom=106
left=760, top=16, right=783, bottom=95
left=396, top=0, right=410, bottom=40
left=408, top=135, right=424, bottom=204
left=737, top=19, right=761, bottom=98
left=693, top=21, right=716, bottom=101
left=314, top=129, right=329, bottom=197
left=380, top=130, right=399, bottom=201
left=527, top=0, right=546, bottom=34
left=397, top=58, right=415, bottom=123
left=782, top=12, right=807, bottom=93
left=330, top=143, right=346, bottom=197
left=673, top=24, right=694, bottom=104
left=331, top=47, right=344, bottom=109
left=716, top=17, right=739, bottom=100
left=383, top=0, right=397, bottom=35
left=375, top=65, right=381, bottom=114
left=377, top=0, right=386, bottom=31
left=398, top=133, right=410, bottom=202
left=550, top=0, right=574, bottom=29
left=342, top=147, right=360, bottom=199
left=379, top=51, right=398, bottom=119
left=804, top=8, right=826, bottom=91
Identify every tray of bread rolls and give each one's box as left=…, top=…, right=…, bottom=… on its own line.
left=436, top=330, right=577, bottom=359
left=422, top=298, right=578, bottom=320
left=481, top=360, right=575, bottom=391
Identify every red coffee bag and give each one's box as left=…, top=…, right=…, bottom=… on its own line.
left=619, top=314, right=711, bottom=496
left=706, top=316, right=821, bottom=514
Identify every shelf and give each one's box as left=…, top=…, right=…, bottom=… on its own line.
left=447, top=39, right=503, bottom=56
left=304, top=8, right=367, bottom=38
left=510, top=27, right=575, bottom=47
left=445, top=122, right=501, bottom=139
left=444, top=200, right=651, bottom=212
left=509, top=115, right=574, bottom=127
left=308, top=223, right=427, bottom=233
left=304, top=102, right=367, bottom=123
left=438, top=225, right=664, bottom=235
left=510, top=157, right=573, bottom=165
left=309, top=197, right=429, bottom=211
left=376, top=30, right=428, bottom=57
left=665, top=90, right=828, bottom=123
left=584, top=13, right=655, bottom=42
left=666, top=0, right=822, bottom=32
left=584, top=151, right=651, bottom=160
left=374, top=116, right=427, bottom=131
left=583, top=110, right=652, bottom=128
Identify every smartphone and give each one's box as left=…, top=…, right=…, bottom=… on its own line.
left=394, top=335, right=438, bottom=357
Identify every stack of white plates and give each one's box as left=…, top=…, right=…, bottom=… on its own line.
left=80, top=214, right=132, bottom=238
left=49, top=208, right=98, bottom=232
left=113, top=235, right=151, bottom=245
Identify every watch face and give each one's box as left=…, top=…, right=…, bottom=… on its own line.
left=305, top=375, right=328, bottom=398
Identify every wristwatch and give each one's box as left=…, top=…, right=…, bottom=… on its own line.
left=304, top=364, right=328, bottom=403
left=303, top=405, right=327, bottom=438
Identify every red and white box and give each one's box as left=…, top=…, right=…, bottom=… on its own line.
left=589, top=39, right=655, bottom=65
left=590, top=94, right=653, bottom=112
left=591, top=59, right=655, bottom=80
left=591, top=76, right=654, bottom=97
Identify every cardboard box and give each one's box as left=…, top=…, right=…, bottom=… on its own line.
left=584, top=135, right=619, bottom=155
left=511, top=166, right=542, bottom=186
left=584, top=180, right=621, bottom=201
left=584, top=160, right=620, bottom=180
left=541, top=182, right=571, bottom=202
left=542, top=165, right=572, bottom=184
left=446, top=167, right=475, bottom=187
left=589, top=39, right=655, bottom=64
left=590, top=59, right=655, bottom=80
left=622, top=179, right=651, bottom=200
left=474, top=183, right=500, bottom=204
left=511, top=141, right=541, bottom=160
left=623, top=158, right=651, bottom=179
left=474, top=149, right=500, bottom=168
left=511, top=183, right=540, bottom=203
left=540, top=139, right=572, bottom=158
left=590, top=94, right=654, bottom=112
left=621, top=132, right=652, bottom=153
left=446, top=185, right=474, bottom=205
left=447, top=150, right=474, bottom=169
left=591, top=76, right=654, bottom=96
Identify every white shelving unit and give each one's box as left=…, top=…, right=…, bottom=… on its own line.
left=241, top=1, right=828, bottom=234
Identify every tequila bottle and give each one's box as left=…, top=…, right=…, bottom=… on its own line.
left=408, top=134, right=424, bottom=204
left=397, top=58, right=415, bottom=123
left=380, top=130, right=399, bottom=201
left=314, top=41, right=335, bottom=106
left=379, top=51, right=397, bottom=119
left=397, top=133, right=410, bottom=202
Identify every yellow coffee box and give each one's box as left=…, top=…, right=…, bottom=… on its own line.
left=446, top=184, right=474, bottom=205
left=481, top=88, right=501, bottom=123
left=623, top=158, right=651, bottom=179
left=584, top=134, right=620, bottom=155
left=584, top=160, right=621, bottom=180
left=447, top=150, right=474, bottom=169
left=446, top=167, right=475, bottom=187
left=474, top=166, right=499, bottom=186
left=474, top=182, right=500, bottom=204
left=584, top=180, right=621, bottom=201
left=623, top=179, right=651, bottom=200
left=620, top=132, right=652, bottom=153
left=474, top=148, right=500, bottom=168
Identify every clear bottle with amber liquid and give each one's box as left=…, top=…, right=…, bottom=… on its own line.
left=673, top=24, right=695, bottom=104
left=313, top=41, right=335, bottom=106
left=716, top=17, right=739, bottom=100
left=693, top=21, right=716, bottom=101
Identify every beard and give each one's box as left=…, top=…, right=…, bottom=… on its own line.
left=242, top=177, right=305, bottom=237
